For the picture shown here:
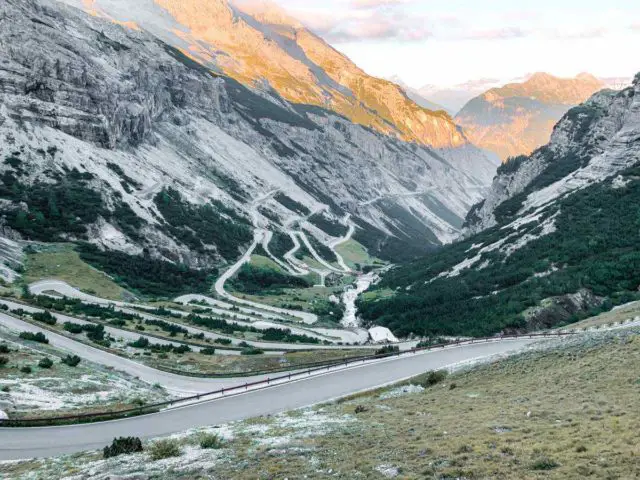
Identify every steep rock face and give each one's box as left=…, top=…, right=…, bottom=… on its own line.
left=358, top=73, right=640, bottom=337
left=466, top=76, right=640, bottom=233
left=57, top=0, right=467, bottom=149
left=0, top=0, right=497, bottom=269
left=456, top=73, right=605, bottom=161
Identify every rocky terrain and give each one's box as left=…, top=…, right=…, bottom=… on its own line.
left=359, top=74, right=640, bottom=337
left=61, top=0, right=469, bottom=150
left=466, top=74, right=640, bottom=233
left=456, top=73, right=606, bottom=161
left=0, top=0, right=499, bottom=284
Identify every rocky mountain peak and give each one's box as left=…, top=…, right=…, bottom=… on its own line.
left=57, top=0, right=467, bottom=149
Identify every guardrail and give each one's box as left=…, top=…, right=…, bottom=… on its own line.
left=0, top=332, right=576, bottom=428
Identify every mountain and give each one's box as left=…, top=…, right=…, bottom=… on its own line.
left=417, top=78, right=509, bottom=115
left=57, top=0, right=467, bottom=150
left=455, top=72, right=605, bottom=161
left=358, top=73, right=640, bottom=337
left=387, top=76, right=450, bottom=114
left=0, top=0, right=498, bottom=285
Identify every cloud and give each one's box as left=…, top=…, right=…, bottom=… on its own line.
left=555, top=27, right=609, bottom=39
left=461, top=27, right=528, bottom=41
left=296, top=7, right=431, bottom=42
left=350, top=0, right=410, bottom=8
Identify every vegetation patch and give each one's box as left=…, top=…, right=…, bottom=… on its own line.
left=359, top=165, right=640, bottom=337
left=230, top=263, right=311, bottom=294
left=22, top=244, right=126, bottom=300
left=154, top=187, right=252, bottom=261
left=76, top=243, right=216, bottom=297
left=308, top=212, right=348, bottom=238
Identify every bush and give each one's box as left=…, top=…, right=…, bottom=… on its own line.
left=149, top=439, right=181, bottom=460
left=20, top=365, right=32, bottom=374
left=61, top=355, right=81, bottom=367
left=103, top=437, right=143, bottom=459
left=1, top=385, right=10, bottom=392
left=375, top=345, right=400, bottom=356
left=38, top=357, right=54, bottom=369
left=0, top=356, right=8, bottom=367
left=199, top=433, right=224, bottom=450
left=241, top=347, right=264, bottom=356
left=420, top=370, right=448, bottom=388
left=214, top=338, right=232, bottom=346
left=0, top=344, right=10, bottom=354
left=32, top=310, right=56, bottom=326
left=128, top=337, right=150, bottom=349
left=354, top=405, right=368, bottom=414
left=530, top=456, right=560, bottom=470
left=19, top=331, right=48, bottom=344
left=63, top=322, right=84, bottom=334
left=200, top=347, right=216, bottom=355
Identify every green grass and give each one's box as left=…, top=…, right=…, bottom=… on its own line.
left=22, top=244, right=126, bottom=300
left=249, top=254, right=286, bottom=272
left=334, top=239, right=378, bottom=269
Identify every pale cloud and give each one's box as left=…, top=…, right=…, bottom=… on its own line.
left=460, top=27, right=528, bottom=41
left=295, top=6, right=431, bottom=42
left=350, top=0, right=410, bottom=8
left=272, top=0, right=639, bottom=86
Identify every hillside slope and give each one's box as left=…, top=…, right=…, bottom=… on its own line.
left=359, top=74, right=640, bottom=337
left=456, top=73, right=605, bottom=161
left=0, top=0, right=498, bottom=288
left=58, top=0, right=468, bottom=150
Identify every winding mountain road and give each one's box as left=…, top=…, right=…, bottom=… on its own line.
left=0, top=338, right=538, bottom=460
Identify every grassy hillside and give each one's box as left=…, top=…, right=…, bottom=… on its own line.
left=5, top=329, right=638, bottom=479
left=358, top=163, right=640, bottom=337
left=22, top=244, right=126, bottom=300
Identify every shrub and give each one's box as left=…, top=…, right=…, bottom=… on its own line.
left=0, top=344, right=9, bottom=354
left=214, top=338, right=232, bottom=346
left=0, top=356, right=8, bottom=367
left=103, top=437, right=143, bottom=459
left=1, top=385, right=9, bottom=392
left=32, top=310, right=56, bottom=326
left=354, top=405, right=368, bottom=414
left=420, top=370, right=448, bottom=388
left=63, top=322, right=84, bottom=334
left=375, top=345, right=400, bottom=356
left=530, top=456, right=560, bottom=470
left=149, top=439, right=181, bottom=460
left=200, top=347, right=216, bottom=355
left=241, top=347, right=264, bottom=356
left=199, top=433, right=224, bottom=450
left=19, top=332, right=48, bottom=344
left=128, top=337, right=150, bottom=349
left=20, top=365, right=32, bottom=374
left=61, top=355, right=81, bottom=367
left=38, top=357, right=54, bottom=369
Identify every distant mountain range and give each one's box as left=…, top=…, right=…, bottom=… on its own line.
left=455, top=73, right=608, bottom=161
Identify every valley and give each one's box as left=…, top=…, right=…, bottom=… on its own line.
left=0, top=0, right=638, bottom=477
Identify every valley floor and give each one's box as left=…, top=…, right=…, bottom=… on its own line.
left=2, top=328, right=638, bottom=479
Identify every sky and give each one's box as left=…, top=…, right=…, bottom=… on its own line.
left=272, top=0, right=640, bottom=88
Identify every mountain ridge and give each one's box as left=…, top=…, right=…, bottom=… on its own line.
left=455, top=72, right=606, bottom=161
left=59, top=0, right=468, bottom=150
left=0, top=0, right=497, bottom=286
left=358, top=73, right=640, bottom=337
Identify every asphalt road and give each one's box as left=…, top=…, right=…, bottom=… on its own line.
left=0, top=312, right=292, bottom=395
left=0, top=338, right=538, bottom=460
